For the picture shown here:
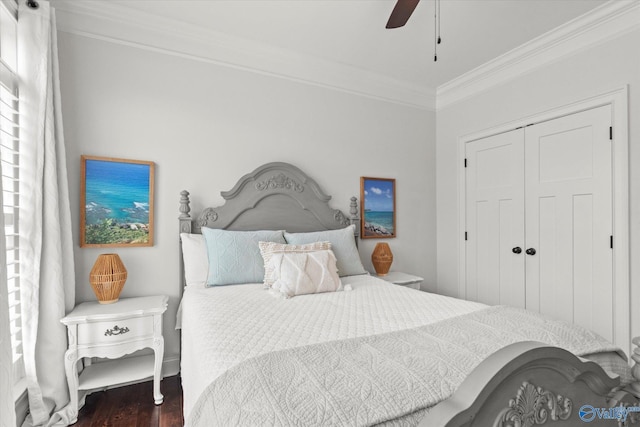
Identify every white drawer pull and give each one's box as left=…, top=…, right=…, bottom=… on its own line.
left=104, top=325, right=130, bottom=336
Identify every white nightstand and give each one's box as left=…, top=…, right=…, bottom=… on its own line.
left=375, top=272, right=423, bottom=290
left=61, top=295, right=168, bottom=422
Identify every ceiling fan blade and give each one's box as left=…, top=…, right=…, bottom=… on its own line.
left=386, top=0, right=420, bottom=29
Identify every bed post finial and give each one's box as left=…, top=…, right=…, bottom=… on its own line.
left=180, top=190, right=191, bottom=219
left=350, top=196, right=360, bottom=239
left=179, top=190, right=192, bottom=234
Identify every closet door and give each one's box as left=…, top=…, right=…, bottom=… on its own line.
left=524, top=105, right=613, bottom=341
left=465, top=129, right=525, bottom=308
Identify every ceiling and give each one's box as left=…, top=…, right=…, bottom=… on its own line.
left=104, top=0, right=609, bottom=90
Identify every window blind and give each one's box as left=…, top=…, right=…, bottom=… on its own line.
left=0, top=0, right=24, bottom=385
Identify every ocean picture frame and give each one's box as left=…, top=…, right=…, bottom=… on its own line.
left=360, top=177, right=396, bottom=239
left=80, top=155, right=155, bottom=247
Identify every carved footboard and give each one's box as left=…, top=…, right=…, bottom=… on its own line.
left=419, top=341, right=640, bottom=427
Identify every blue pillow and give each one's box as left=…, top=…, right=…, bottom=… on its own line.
left=202, top=228, right=285, bottom=286
left=284, top=225, right=366, bottom=277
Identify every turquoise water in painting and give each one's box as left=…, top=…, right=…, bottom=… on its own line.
left=85, top=160, right=150, bottom=225
left=364, top=211, right=394, bottom=233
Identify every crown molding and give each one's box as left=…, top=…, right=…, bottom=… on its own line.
left=436, top=0, right=640, bottom=110
left=51, top=0, right=435, bottom=111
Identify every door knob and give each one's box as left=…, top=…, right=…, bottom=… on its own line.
left=526, top=248, right=537, bottom=256
left=512, top=247, right=522, bottom=254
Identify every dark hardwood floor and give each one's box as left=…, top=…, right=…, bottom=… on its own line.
left=74, top=375, right=184, bottom=427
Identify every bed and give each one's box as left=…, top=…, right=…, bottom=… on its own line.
left=177, top=162, right=640, bottom=427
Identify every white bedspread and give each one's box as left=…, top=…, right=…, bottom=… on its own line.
left=187, top=306, right=622, bottom=427
left=178, top=274, right=486, bottom=418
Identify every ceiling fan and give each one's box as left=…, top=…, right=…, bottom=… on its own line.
left=385, top=0, right=420, bottom=29
left=386, top=0, right=442, bottom=61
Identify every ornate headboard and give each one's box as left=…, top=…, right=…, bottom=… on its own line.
left=179, top=162, right=359, bottom=234
left=178, top=162, right=360, bottom=286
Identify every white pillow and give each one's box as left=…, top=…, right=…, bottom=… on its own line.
left=269, top=250, right=342, bottom=298
left=180, top=233, right=208, bottom=286
left=258, top=241, right=332, bottom=289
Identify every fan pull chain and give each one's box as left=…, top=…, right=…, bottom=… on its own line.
left=434, top=0, right=441, bottom=62
left=437, top=0, right=441, bottom=44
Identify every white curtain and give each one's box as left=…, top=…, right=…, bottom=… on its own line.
left=18, top=1, right=76, bottom=425
left=1, top=167, right=16, bottom=427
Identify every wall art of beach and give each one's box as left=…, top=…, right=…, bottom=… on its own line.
left=84, top=159, right=152, bottom=245
left=362, top=178, right=395, bottom=237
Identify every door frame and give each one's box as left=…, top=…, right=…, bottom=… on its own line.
left=456, top=86, right=629, bottom=353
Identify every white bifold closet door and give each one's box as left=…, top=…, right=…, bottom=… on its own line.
left=465, top=105, right=613, bottom=342
left=465, top=128, right=526, bottom=309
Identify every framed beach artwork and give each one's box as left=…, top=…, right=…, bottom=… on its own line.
left=360, top=177, right=396, bottom=238
left=80, top=155, right=155, bottom=247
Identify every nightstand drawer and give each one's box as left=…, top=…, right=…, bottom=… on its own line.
left=399, top=282, right=421, bottom=290
left=374, top=272, right=423, bottom=291
left=78, top=316, right=153, bottom=346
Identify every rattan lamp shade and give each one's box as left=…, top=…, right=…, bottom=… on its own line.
left=90, top=254, right=127, bottom=304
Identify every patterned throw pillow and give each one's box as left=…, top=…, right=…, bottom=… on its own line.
left=258, top=241, right=332, bottom=289
left=284, top=224, right=366, bottom=277
left=268, top=250, right=342, bottom=298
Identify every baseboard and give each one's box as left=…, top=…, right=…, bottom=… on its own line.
left=162, top=354, right=180, bottom=378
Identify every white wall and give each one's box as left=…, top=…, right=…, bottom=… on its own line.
left=436, top=29, right=640, bottom=343
left=57, top=32, right=436, bottom=367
